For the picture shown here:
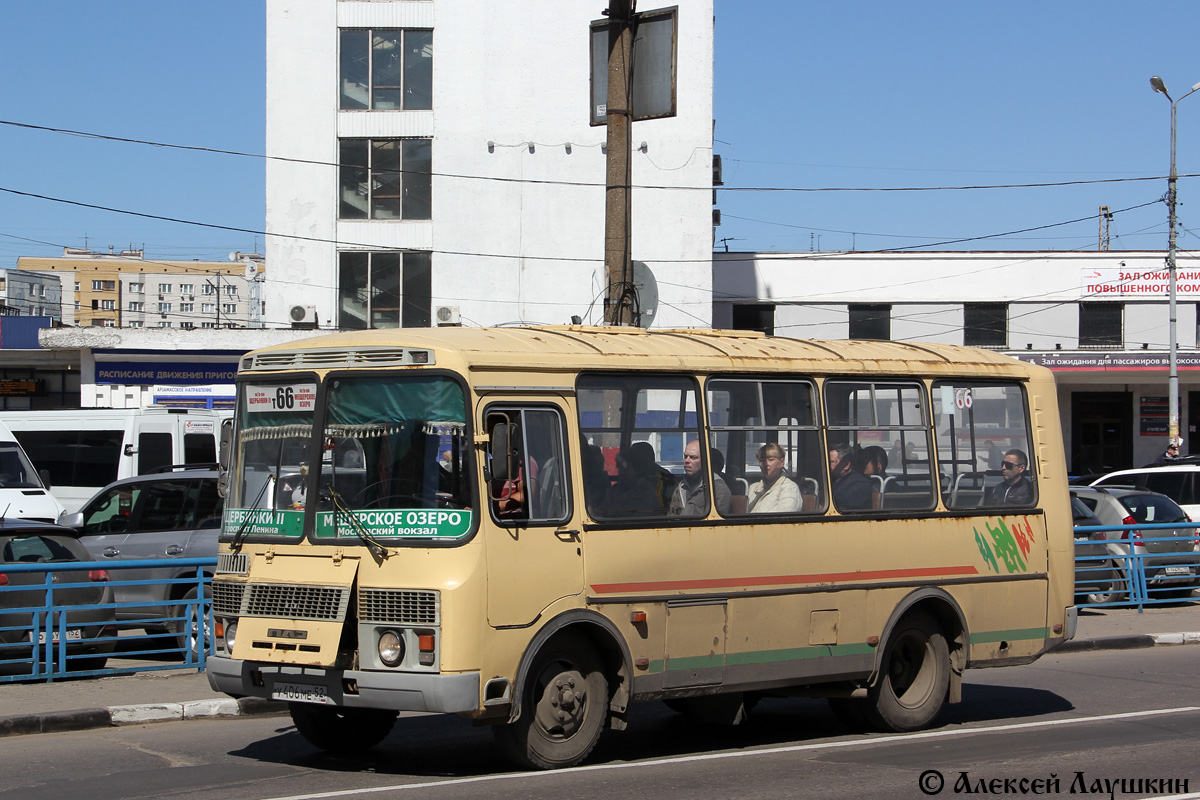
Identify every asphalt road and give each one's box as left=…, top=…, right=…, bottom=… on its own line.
left=2, top=647, right=1198, bottom=800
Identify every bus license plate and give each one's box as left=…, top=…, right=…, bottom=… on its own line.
left=37, top=629, right=82, bottom=644
left=1164, top=566, right=1193, bottom=576
left=272, top=682, right=331, bottom=705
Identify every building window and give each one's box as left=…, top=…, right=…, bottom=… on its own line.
left=848, top=304, right=891, bottom=340
left=158, top=302, right=172, bottom=313
left=128, top=301, right=144, bottom=312
left=223, top=303, right=237, bottom=315
left=224, top=284, right=237, bottom=296
left=179, top=283, right=194, bottom=294
left=338, top=251, right=431, bottom=329
left=202, top=303, right=216, bottom=314
left=91, top=280, right=115, bottom=291
left=158, top=283, right=172, bottom=294
left=732, top=304, right=775, bottom=336
left=340, top=29, right=433, bottom=111
left=129, top=282, right=143, bottom=294
left=100, top=319, right=116, bottom=328
left=339, top=138, right=432, bottom=220
left=963, top=302, right=1007, bottom=348
left=128, top=321, right=143, bottom=328
left=181, top=322, right=194, bottom=330
left=201, top=322, right=217, bottom=329
left=180, top=303, right=193, bottom=312
left=159, top=321, right=172, bottom=328
left=1079, top=302, right=1123, bottom=348
left=100, top=299, right=115, bottom=311
left=202, top=283, right=215, bottom=295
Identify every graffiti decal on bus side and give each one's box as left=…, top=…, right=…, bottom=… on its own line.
left=974, top=516, right=1037, bottom=574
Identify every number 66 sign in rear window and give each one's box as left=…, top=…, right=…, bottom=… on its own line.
left=246, top=384, right=317, bottom=412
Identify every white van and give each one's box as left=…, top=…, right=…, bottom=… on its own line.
left=0, top=408, right=223, bottom=513
left=0, top=419, right=66, bottom=522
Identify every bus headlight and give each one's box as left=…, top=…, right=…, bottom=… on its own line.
left=224, top=621, right=238, bottom=652
left=378, top=630, right=405, bottom=667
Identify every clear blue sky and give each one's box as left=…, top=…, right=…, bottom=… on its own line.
left=2, top=1, right=1199, bottom=265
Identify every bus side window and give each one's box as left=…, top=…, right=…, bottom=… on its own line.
left=486, top=407, right=570, bottom=524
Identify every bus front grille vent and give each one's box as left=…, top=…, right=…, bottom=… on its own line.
left=212, top=580, right=246, bottom=616
left=217, top=553, right=249, bottom=575
left=243, top=583, right=352, bottom=621
left=358, top=589, right=440, bottom=625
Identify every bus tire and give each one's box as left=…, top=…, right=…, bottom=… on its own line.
left=867, top=610, right=949, bottom=732
left=494, top=632, right=608, bottom=770
left=289, top=703, right=398, bottom=753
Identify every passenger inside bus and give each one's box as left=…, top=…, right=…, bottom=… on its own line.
left=829, top=445, right=873, bottom=511
left=746, top=442, right=801, bottom=513
left=668, top=439, right=731, bottom=516
left=606, top=441, right=671, bottom=516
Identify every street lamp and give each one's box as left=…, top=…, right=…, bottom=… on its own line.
left=1150, top=75, right=1200, bottom=446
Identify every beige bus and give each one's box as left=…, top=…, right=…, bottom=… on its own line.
left=207, top=326, right=1076, bottom=769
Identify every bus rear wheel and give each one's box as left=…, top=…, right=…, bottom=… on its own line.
left=494, top=633, right=608, bottom=770
left=289, top=703, right=398, bottom=753
left=867, top=610, right=950, bottom=732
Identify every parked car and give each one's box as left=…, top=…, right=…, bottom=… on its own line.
left=1070, top=491, right=1118, bottom=604
left=1071, top=486, right=1200, bottom=603
left=0, top=520, right=117, bottom=674
left=1089, top=463, right=1200, bottom=520
left=58, top=466, right=221, bottom=657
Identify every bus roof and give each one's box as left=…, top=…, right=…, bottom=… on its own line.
left=242, top=326, right=1043, bottom=379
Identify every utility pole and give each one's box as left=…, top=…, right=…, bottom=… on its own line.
left=603, top=0, right=635, bottom=326
left=1097, top=205, right=1111, bottom=251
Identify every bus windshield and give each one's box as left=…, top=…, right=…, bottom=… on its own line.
left=228, top=375, right=474, bottom=543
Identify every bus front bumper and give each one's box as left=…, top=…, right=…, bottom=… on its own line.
left=206, top=655, right=480, bottom=714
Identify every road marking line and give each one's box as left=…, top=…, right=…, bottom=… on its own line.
left=262, top=705, right=1200, bottom=800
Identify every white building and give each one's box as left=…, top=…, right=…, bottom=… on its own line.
left=264, top=0, right=716, bottom=330
left=715, top=250, right=1200, bottom=473
left=0, top=269, right=61, bottom=320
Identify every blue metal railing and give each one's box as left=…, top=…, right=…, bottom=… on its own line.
left=1074, top=522, right=1200, bottom=612
left=0, top=557, right=215, bottom=683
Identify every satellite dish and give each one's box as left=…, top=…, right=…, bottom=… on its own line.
left=245, top=261, right=259, bottom=278
left=228, top=251, right=239, bottom=262
left=631, top=261, right=658, bottom=328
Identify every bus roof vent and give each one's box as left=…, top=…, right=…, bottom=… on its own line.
left=247, top=348, right=435, bottom=370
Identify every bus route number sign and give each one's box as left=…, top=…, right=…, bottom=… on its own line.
left=246, top=383, right=317, bottom=413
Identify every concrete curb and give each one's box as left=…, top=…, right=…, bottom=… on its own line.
left=0, top=697, right=285, bottom=739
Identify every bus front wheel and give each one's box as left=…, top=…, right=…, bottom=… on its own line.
left=867, top=610, right=950, bottom=732
left=289, top=703, right=398, bottom=753
left=494, top=633, right=608, bottom=770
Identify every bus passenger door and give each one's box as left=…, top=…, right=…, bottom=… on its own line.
left=483, top=403, right=584, bottom=628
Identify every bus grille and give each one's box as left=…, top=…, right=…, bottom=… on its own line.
left=242, top=584, right=351, bottom=621
left=211, top=580, right=246, bottom=616
left=358, top=589, right=439, bottom=625
left=217, top=553, right=249, bottom=575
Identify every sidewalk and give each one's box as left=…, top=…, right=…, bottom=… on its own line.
left=2, top=603, right=1198, bottom=738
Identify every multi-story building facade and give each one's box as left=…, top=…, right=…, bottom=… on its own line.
left=263, top=0, right=716, bottom=330
left=715, top=249, right=1200, bottom=474
left=0, top=270, right=62, bottom=320
left=17, top=248, right=264, bottom=329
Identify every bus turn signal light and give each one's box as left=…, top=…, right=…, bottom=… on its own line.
left=630, top=610, right=647, bottom=624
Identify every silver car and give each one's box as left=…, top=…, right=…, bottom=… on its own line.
left=1072, top=486, right=1200, bottom=603
left=59, top=466, right=221, bottom=657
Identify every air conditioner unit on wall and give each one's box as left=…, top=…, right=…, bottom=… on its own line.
left=436, top=305, right=460, bottom=326
left=289, top=304, right=317, bottom=326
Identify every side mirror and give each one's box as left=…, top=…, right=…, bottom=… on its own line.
left=217, top=418, right=234, bottom=498
left=489, top=423, right=512, bottom=483
left=38, top=468, right=52, bottom=490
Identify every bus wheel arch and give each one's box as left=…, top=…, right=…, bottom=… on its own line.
left=495, top=612, right=631, bottom=769
left=868, top=591, right=966, bottom=731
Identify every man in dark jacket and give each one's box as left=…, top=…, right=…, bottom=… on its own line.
left=829, top=446, right=873, bottom=510
left=984, top=448, right=1034, bottom=506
